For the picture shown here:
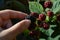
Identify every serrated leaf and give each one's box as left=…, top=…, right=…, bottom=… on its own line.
left=29, top=1, right=44, bottom=14
left=52, top=0, right=60, bottom=14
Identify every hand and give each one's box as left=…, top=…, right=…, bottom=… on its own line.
left=0, top=9, right=31, bottom=40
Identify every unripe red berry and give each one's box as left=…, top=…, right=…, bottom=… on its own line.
left=47, top=10, right=54, bottom=17
left=44, top=1, right=53, bottom=8
left=43, top=22, right=50, bottom=30
left=30, top=12, right=39, bottom=18
left=39, top=14, right=46, bottom=21
left=57, top=14, right=60, bottom=21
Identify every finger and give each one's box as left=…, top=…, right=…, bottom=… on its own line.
left=0, top=9, right=27, bottom=20
left=0, top=19, right=31, bottom=40
left=0, top=18, right=3, bottom=27
left=5, top=20, right=12, bottom=28
left=2, top=20, right=13, bottom=29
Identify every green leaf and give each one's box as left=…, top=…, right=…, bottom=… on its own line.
left=37, top=0, right=40, bottom=3
left=29, top=1, right=44, bottom=14
left=51, top=16, right=57, bottom=22
left=51, top=26, right=60, bottom=38
left=47, top=37, right=53, bottom=40
left=54, top=35, right=60, bottom=40
left=45, top=8, right=51, bottom=12
left=48, top=25, right=57, bottom=36
left=52, top=0, right=60, bottom=14
left=23, top=29, right=30, bottom=36
left=51, top=0, right=58, bottom=3
left=39, top=39, right=46, bottom=40
left=45, top=16, right=50, bottom=22
left=40, top=25, right=56, bottom=37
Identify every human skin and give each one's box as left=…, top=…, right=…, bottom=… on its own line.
left=0, top=9, right=31, bottom=40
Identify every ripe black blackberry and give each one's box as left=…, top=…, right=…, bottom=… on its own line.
left=37, top=20, right=41, bottom=25
left=30, top=12, right=39, bottom=18
left=29, top=30, right=40, bottom=38
left=37, top=20, right=43, bottom=27
left=25, top=15, right=36, bottom=31
left=57, top=14, right=60, bottom=21
left=28, top=23, right=36, bottom=31
left=25, top=15, right=36, bottom=23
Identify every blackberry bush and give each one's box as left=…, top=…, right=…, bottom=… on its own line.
left=19, top=0, right=60, bottom=40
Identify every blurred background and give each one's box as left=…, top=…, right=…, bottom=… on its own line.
left=0, top=0, right=60, bottom=40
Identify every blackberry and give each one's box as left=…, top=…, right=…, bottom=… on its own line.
left=37, top=20, right=41, bottom=25
left=44, top=1, right=53, bottom=8
left=39, top=22, right=43, bottom=27
left=25, top=15, right=36, bottom=23
left=37, top=20, right=43, bottom=27
left=30, top=12, right=39, bottom=18
left=47, top=10, right=54, bottom=17
left=43, top=22, right=50, bottom=30
left=28, top=23, right=36, bottom=31
left=57, top=14, right=60, bottom=21
left=29, top=30, right=40, bottom=38
left=39, top=14, right=46, bottom=21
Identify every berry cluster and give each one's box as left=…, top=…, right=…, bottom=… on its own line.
left=25, top=10, right=54, bottom=30
left=24, top=0, right=60, bottom=40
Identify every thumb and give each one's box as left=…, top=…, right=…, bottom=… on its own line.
left=0, top=19, right=31, bottom=40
